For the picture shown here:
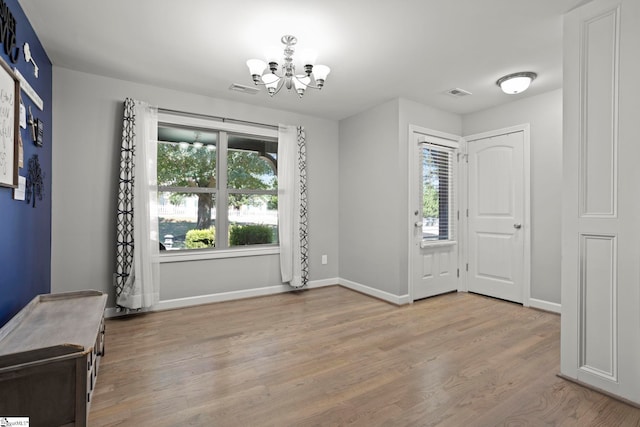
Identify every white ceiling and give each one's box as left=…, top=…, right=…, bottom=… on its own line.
left=18, top=0, right=590, bottom=121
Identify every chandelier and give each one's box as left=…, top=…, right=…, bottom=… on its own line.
left=246, top=35, right=331, bottom=97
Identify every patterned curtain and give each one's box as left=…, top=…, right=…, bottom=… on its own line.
left=115, top=99, right=135, bottom=300
left=115, top=98, right=160, bottom=309
left=278, top=125, right=309, bottom=288
left=297, top=126, right=309, bottom=287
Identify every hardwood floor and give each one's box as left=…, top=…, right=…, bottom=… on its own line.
left=89, top=287, right=640, bottom=426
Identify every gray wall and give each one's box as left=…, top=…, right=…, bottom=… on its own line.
left=51, top=65, right=561, bottom=307
left=338, top=93, right=559, bottom=305
left=462, top=89, right=563, bottom=304
left=52, top=67, right=339, bottom=307
left=338, top=98, right=461, bottom=296
left=338, top=99, right=401, bottom=295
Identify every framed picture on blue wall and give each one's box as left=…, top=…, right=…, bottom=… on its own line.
left=0, top=56, right=19, bottom=188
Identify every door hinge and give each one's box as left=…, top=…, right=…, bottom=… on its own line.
left=466, top=263, right=469, bottom=271
left=457, top=268, right=460, bottom=278
left=466, top=209, right=469, bottom=218
left=457, top=210, right=460, bottom=220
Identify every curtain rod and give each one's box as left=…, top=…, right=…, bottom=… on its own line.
left=157, top=107, right=279, bottom=131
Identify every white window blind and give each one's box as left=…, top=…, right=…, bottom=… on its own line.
left=421, top=142, right=457, bottom=242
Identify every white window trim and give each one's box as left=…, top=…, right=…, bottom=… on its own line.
left=160, top=245, right=280, bottom=263
left=157, top=111, right=279, bottom=260
left=157, top=112, right=278, bottom=139
left=418, top=140, right=458, bottom=245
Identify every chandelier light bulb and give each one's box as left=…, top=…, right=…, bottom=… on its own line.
left=313, top=64, right=331, bottom=88
left=246, top=59, right=267, bottom=81
left=261, top=73, right=280, bottom=96
left=293, top=75, right=311, bottom=97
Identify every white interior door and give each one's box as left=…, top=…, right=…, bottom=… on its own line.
left=410, top=130, right=460, bottom=300
left=467, top=131, right=525, bottom=303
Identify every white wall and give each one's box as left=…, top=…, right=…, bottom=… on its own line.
left=52, top=67, right=339, bottom=307
left=462, top=89, right=562, bottom=304
left=338, top=98, right=461, bottom=298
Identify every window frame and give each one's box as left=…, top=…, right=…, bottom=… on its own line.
left=157, top=112, right=279, bottom=262
left=419, top=139, right=458, bottom=247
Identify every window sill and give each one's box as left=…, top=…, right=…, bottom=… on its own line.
left=420, top=240, right=457, bottom=249
left=160, top=246, right=280, bottom=263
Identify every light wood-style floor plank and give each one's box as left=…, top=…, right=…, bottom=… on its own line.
left=89, top=286, right=640, bottom=426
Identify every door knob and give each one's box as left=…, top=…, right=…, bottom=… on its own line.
left=415, top=221, right=423, bottom=228
left=513, top=223, right=522, bottom=229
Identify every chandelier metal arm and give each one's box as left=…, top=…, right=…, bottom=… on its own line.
left=271, top=79, right=287, bottom=96
left=251, top=71, right=326, bottom=88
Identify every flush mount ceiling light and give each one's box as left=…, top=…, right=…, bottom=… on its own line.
left=247, top=35, right=331, bottom=98
left=496, top=72, right=537, bottom=94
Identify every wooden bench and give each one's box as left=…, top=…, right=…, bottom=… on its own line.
left=0, top=290, right=107, bottom=427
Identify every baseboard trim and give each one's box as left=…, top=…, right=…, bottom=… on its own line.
left=104, top=278, right=338, bottom=317
left=105, top=277, right=415, bottom=317
left=155, top=285, right=289, bottom=311
left=529, top=298, right=561, bottom=314
left=105, top=288, right=557, bottom=317
left=308, top=278, right=341, bottom=288
left=338, top=278, right=411, bottom=305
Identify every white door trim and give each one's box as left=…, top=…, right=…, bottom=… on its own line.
left=407, top=124, right=463, bottom=302
left=463, top=124, right=531, bottom=307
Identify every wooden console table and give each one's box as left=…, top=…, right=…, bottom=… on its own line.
left=0, top=290, right=107, bottom=427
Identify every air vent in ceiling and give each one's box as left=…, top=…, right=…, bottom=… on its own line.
left=229, top=83, right=260, bottom=95
left=446, top=88, right=472, bottom=97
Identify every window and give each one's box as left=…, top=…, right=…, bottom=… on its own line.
left=157, top=120, right=278, bottom=252
left=227, top=134, right=278, bottom=247
left=421, top=143, right=456, bottom=241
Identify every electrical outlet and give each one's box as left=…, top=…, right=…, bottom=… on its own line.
left=321, top=255, right=328, bottom=265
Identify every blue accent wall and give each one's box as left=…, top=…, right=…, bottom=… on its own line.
left=0, top=0, right=52, bottom=327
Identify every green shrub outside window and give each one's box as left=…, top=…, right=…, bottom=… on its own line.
left=229, top=224, right=275, bottom=246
